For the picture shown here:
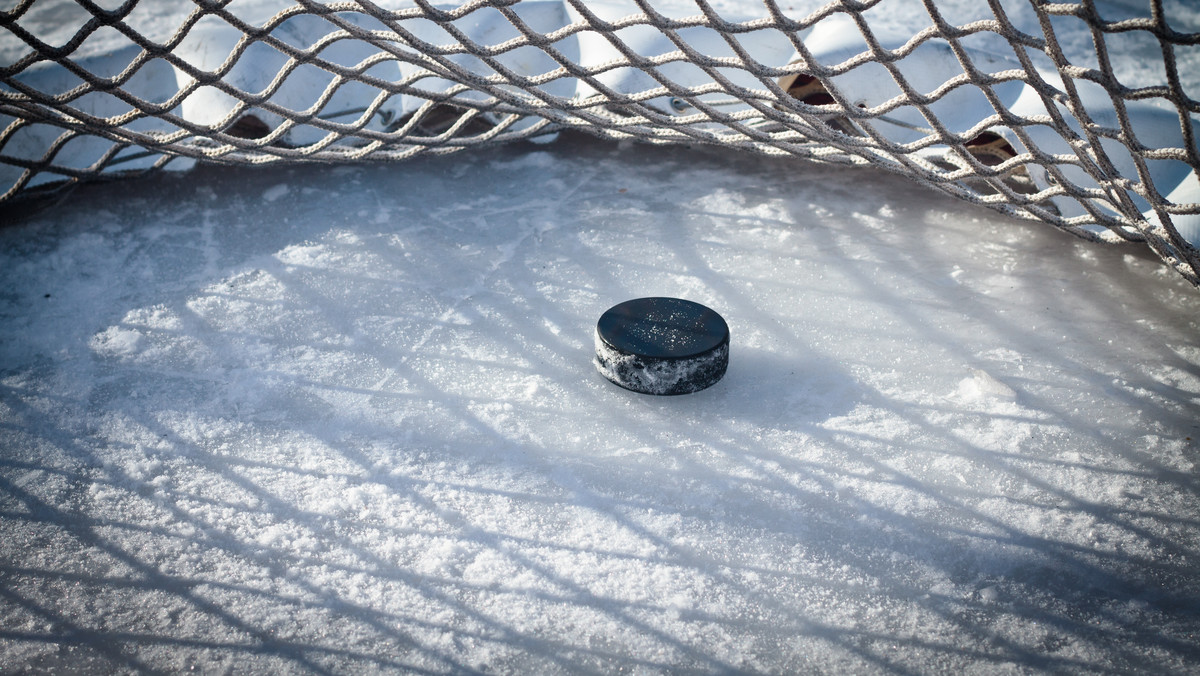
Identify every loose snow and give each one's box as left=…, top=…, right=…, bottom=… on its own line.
left=3, top=132, right=1198, bottom=675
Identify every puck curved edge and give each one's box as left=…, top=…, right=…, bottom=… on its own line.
left=593, top=327, right=729, bottom=395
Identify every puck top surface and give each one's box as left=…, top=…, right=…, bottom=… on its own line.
left=596, top=297, right=728, bottom=359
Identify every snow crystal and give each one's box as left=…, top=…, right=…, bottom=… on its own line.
left=89, top=325, right=145, bottom=357
left=954, top=369, right=1019, bottom=402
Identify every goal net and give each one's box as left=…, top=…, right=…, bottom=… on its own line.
left=3, top=0, right=1199, bottom=284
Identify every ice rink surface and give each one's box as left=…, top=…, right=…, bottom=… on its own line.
left=4, top=0, right=1200, bottom=672
left=3, top=132, right=1199, bottom=674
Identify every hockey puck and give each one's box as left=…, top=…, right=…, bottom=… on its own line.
left=594, top=297, right=729, bottom=395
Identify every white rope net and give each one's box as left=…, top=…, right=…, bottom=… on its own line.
left=3, top=0, right=1199, bottom=284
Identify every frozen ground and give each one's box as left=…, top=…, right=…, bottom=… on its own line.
left=4, top=0, right=1200, bottom=673
left=2, top=132, right=1199, bottom=674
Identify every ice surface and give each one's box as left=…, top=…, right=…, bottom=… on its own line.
left=3, top=0, right=1200, bottom=673
left=3, top=133, right=1199, bottom=674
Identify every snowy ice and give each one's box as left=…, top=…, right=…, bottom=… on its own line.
left=4, top=129, right=1199, bottom=674
left=3, top=0, right=1200, bottom=674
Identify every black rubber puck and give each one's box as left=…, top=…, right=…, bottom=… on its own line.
left=594, top=297, right=729, bottom=395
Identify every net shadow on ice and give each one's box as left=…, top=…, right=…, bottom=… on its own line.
left=2, top=136, right=1199, bottom=672
left=798, top=175, right=1200, bottom=659
left=0, top=410, right=381, bottom=673
left=674, top=174, right=1200, bottom=663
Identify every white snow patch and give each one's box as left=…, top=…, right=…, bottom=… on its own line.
left=89, top=325, right=145, bottom=357
left=954, top=369, right=1019, bottom=402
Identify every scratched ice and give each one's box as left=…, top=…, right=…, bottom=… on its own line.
left=1, top=1, right=1199, bottom=674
